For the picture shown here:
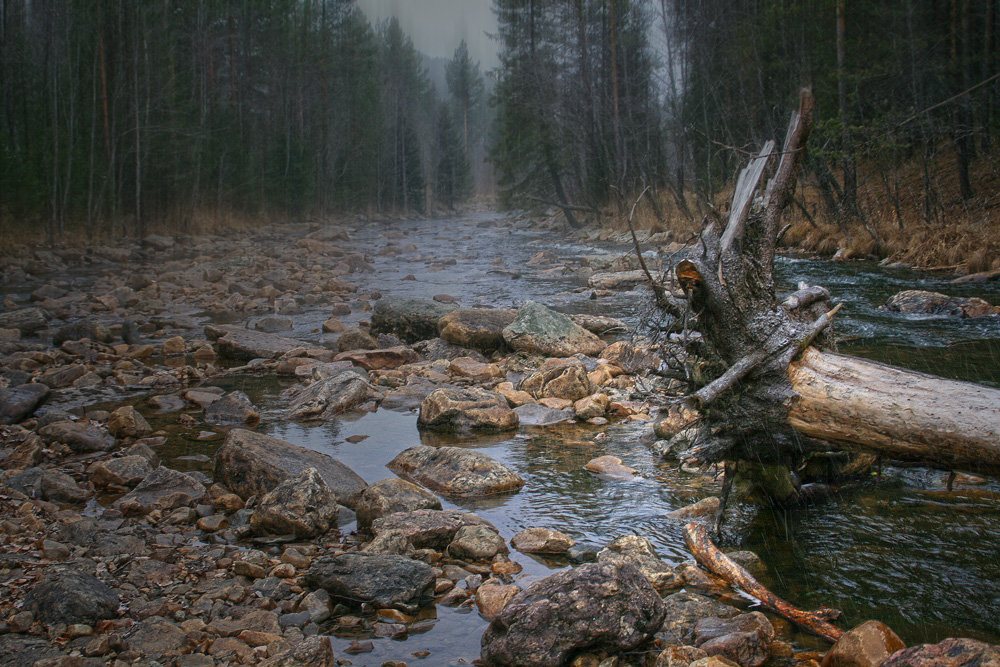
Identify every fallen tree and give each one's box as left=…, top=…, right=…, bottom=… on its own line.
left=652, top=88, right=1000, bottom=504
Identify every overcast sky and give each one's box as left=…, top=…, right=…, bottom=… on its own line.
left=356, top=0, right=500, bottom=69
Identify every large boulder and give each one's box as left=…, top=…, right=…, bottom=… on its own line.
left=480, top=561, right=667, bottom=667
left=371, top=509, right=496, bottom=550
left=388, top=445, right=524, bottom=496
left=821, top=620, right=906, bottom=667
left=23, top=567, right=119, bottom=625
left=355, top=478, right=442, bottom=532
left=418, top=387, right=518, bottom=431
left=38, top=420, right=114, bottom=453
left=883, top=290, right=1000, bottom=318
left=0, top=383, right=48, bottom=424
left=437, top=308, right=517, bottom=353
left=213, top=428, right=367, bottom=508
left=371, top=296, right=457, bottom=343
left=287, top=371, right=377, bottom=420
left=250, top=467, right=338, bottom=538
left=519, top=362, right=594, bottom=401
left=881, top=638, right=1000, bottom=667
left=304, top=553, right=435, bottom=612
left=501, top=301, right=607, bottom=357
left=207, top=325, right=308, bottom=360
left=118, top=466, right=206, bottom=514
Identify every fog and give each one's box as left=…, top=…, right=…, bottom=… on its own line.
left=356, top=0, right=500, bottom=69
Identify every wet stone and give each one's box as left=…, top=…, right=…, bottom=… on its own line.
left=355, top=477, right=442, bottom=532
left=371, top=509, right=496, bottom=550
left=511, top=527, right=576, bottom=554
left=447, top=524, right=509, bottom=561
left=23, top=566, right=120, bottom=625
left=117, top=465, right=206, bottom=514
left=304, top=553, right=435, bottom=612
left=88, top=455, right=153, bottom=489
left=250, top=467, right=339, bottom=538
left=287, top=371, right=377, bottom=420
left=388, top=445, right=524, bottom=496
left=821, top=620, right=906, bottom=667
left=597, top=534, right=680, bottom=593
left=418, top=387, right=519, bottom=432
left=501, top=300, right=607, bottom=358
left=204, top=390, right=260, bottom=425
left=0, top=383, right=49, bottom=424
left=38, top=420, right=113, bottom=453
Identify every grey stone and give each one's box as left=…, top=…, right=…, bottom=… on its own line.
left=355, top=478, right=442, bottom=532
left=304, top=553, right=435, bottom=612
left=371, top=296, right=458, bottom=343
left=23, top=567, right=119, bottom=625
left=387, top=445, right=524, bottom=496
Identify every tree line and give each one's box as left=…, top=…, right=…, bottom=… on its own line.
left=490, top=0, right=999, bottom=240
left=1, top=0, right=486, bottom=241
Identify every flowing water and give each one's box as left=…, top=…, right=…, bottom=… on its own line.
left=13, top=212, right=1000, bottom=664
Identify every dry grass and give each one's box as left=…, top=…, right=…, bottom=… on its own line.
left=614, top=140, right=1000, bottom=274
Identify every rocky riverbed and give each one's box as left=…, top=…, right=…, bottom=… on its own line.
left=1, top=212, right=999, bottom=666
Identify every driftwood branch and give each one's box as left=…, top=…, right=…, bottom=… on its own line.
left=718, top=140, right=777, bottom=262
left=782, top=284, right=830, bottom=310
left=684, top=522, right=845, bottom=643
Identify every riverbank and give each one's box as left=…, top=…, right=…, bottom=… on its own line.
left=1, top=212, right=999, bottom=665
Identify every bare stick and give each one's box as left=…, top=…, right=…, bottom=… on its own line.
left=684, top=522, right=844, bottom=643
left=626, top=186, right=667, bottom=302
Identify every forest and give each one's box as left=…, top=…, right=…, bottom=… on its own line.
left=2, top=0, right=998, bottom=265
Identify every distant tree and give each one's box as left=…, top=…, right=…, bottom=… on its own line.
left=434, top=102, right=471, bottom=208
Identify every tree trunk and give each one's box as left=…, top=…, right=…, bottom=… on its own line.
left=788, top=348, right=1000, bottom=476
left=657, top=88, right=1000, bottom=500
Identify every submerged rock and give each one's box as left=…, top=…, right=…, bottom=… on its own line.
left=250, top=467, right=338, bottom=538
left=513, top=403, right=573, bottom=426
left=208, top=325, right=307, bottom=360
left=883, top=290, right=1000, bottom=318
left=205, top=390, right=260, bottom=425
left=305, top=553, right=435, bottom=611
left=480, top=561, right=667, bottom=667
left=418, top=387, right=519, bottom=431
left=213, top=428, right=367, bottom=508
left=388, top=445, right=524, bottom=496
left=501, top=301, right=607, bottom=357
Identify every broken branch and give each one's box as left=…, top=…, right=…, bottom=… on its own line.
left=684, top=522, right=844, bottom=643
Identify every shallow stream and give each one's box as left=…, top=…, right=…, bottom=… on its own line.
left=15, top=212, right=1000, bottom=664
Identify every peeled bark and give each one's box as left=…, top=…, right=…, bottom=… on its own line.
left=789, top=348, right=1000, bottom=476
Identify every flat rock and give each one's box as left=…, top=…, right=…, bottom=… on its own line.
left=371, top=296, right=458, bottom=343
left=418, top=387, right=518, bottom=431
left=334, top=345, right=419, bottom=370
left=213, top=428, right=367, bottom=508
left=38, top=420, right=114, bottom=452
left=23, top=566, right=119, bottom=625
left=437, top=308, right=516, bottom=353
left=207, top=325, right=308, bottom=360
left=355, top=478, right=442, bottom=532
left=0, top=383, right=49, bottom=424
left=883, top=290, right=1000, bottom=318
left=502, top=301, right=607, bottom=357
left=588, top=269, right=649, bottom=289
left=250, top=467, right=339, bottom=538
left=287, top=371, right=377, bottom=420
left=481, top=561, right=667, bottom=667
left=388, top=445, right=524, bottom=496
left=371, top=509, right=496, bottom=549
left=513, top=403, right=574, bottom=426
left=118, top=466, right=206, bottom=513
left=305, top=553, right=435, bottom=612
left=882, top=638, right=1000, bottom=667
left=511, top=527, right=575, bottom=554
left=126, top=618, right=187, bottom=657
